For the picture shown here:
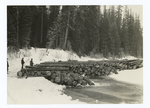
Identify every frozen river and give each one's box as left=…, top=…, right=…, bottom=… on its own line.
left=64, top=76, right=143, bottom=104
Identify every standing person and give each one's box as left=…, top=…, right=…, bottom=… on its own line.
left=7, top=58, right=9, bottom=74
left=21, top=58, right=25, bottom=69
left=30, top=58, right=34, bottom=66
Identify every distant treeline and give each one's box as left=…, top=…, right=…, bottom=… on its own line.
left=7, top=5, right=143, bottom=58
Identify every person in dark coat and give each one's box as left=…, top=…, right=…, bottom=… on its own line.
left=30, top=58, right=34, bottom=66
left=21, top=58, right=25, bottom=69
left=7, top=58, right=9, bottom=73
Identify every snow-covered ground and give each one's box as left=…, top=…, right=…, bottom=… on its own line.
left=109, top=67, right=143, bottom=85
left=7, top=77, right=85, bottom=104
left=7, top=48, right=86, bottom=104
left=7, top=48, right=143, bottom=104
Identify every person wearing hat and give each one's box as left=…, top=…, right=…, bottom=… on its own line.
left=21, top=58, right=25, bottom=69
left=30, top=58, right=34, bottom=66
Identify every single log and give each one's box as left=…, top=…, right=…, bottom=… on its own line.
left=83, top=76, right=95, bottom=85
left=26, top=67, right=69, bottom=71
left=69, top=75, right=74, bottom=82
left=51, top=78, right=55, bottom=83
left=55, top=71, right=60, bottom=77
left=62, top=73, right=68, bottom=83
left=35, top=64, right=69, bottom=67
left=17, top=71, right=23, bottom=77
left=98, top=72, right=101, bottom=76
left=67, top=76, right=73, bottom=85
left=72, top=81, right=78, bottom=86
left=74, top=73, right=80, bottom=81
left=31, top=71, right=35, bottom=76
left=25, top=66, right=35, bottom=68
left=37, top=71, right=41, bottom=76
left=34, top=72, right=38, bottom=77
left=78, top=75, right=84, bottom=81
left=51, top=72, right=56, bottom=79
left=41, top=60, right=81, bottom=64
left=76, top=84, right=83, bottom=89
left=55, top=77, right=61, bottom=83
left=70, top=72, right=76, bottom=80
left=45, top=71, right=51, bottom=76
left=81, top=80, right=87, bottom=85
left=41, top=61, right=69, bottom=64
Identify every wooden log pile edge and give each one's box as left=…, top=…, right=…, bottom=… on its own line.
left=17, top=59, right=143, bottom=88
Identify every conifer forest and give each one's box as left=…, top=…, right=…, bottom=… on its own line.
left=7, top=5, right=143, bottom=58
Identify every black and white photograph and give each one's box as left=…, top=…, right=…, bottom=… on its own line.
left=5, top=4, right=144, bottom=105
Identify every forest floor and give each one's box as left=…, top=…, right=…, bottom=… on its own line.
left=7, top=48, right=143, bottom=104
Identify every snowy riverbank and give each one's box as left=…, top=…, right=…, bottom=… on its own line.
left=7, top=48, right=143, bottom=104
left=7, top=48, right=85, bottom=104
left=7, top=77, right=85, bottom=104
left=109, top=67, right=143, bottom=85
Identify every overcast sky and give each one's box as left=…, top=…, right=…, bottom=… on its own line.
left=60, top=5, right=143, bottom=27
left=128, top=5, right=143, bottom=27
left=104, top=5, right=143, bottom=27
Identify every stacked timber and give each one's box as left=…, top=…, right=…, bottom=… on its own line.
left=44, top=71, right=94, bottom=87
left=17, top=59, right=143, bottom=88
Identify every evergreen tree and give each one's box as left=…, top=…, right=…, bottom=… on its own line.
left=99, top=5, right=110, bottom=57
left=127, top=9, right=135, bottom=56
left=48, top=6, right=60, bottom=28
left=86, top=6, right=100, bottom=54
left=120, top=6, right=129, bottom=55
left=70, top=6, right=87, bottom=55
left=108, top=6, right=121, bottom=57
left=116, top=5, right=122, bottom=39
left=7, top=6, right=19, bottom=50
left=134, top=14, right=143, bottom=57
left=18, top=6, right=33, bottom=48
left=7, top=5, right=143, bottom=58
left=121, top=17, right=129, bottom=55
left=46, top=13, right=62, bottom=49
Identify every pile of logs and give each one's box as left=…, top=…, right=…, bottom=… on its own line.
left=68, top=59, right=143, bottom=76
left=17, top=59, right=143, bottom=88
left=44, top=71, right=94, bottom=87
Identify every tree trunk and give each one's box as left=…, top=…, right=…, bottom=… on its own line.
left=40, top=7, right=43, bottom=44
left=16, top=6, right=19, bottom=47
left=63, top=10, right=70, bottom=50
